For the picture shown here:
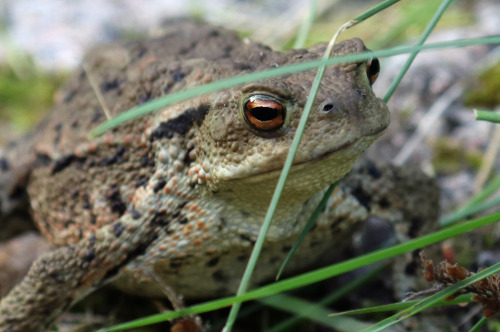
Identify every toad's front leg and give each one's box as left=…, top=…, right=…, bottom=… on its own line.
left=0, top=209, right=160, bottom=332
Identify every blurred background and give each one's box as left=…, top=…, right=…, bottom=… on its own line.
left=0, top=0, right=498, bottom=131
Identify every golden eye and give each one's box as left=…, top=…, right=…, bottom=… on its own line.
left=244, top=96, right=285, bottom=131
left=366, top=58, right=380, bottom=85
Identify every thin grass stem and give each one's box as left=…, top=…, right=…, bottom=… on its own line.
left=383, top=0, right=454, bottom=103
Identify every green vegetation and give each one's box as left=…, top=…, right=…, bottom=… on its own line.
left=0, top=63, right=66, bottom=131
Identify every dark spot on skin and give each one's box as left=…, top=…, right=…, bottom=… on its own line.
left=366, top=160, right=381, bottom=179
left=83, top=249, right=96, bottom=263
left=89, top=234, right=96, bottom=247
left=35, top=153, right=52, bottom=167
left=163, top=84, right=171, bottom=94
left=179, top=47, right=190, bottom=55
left=100, top=78, right=120, bottom=93
left=8, top=185, right=26, bottom=200
left=153, top=179, right=166, bottom=192
left=135, top=176, right=149, bottom=188
left=131, top=209, right=142, bottom=219
left=355, top=89, right=366, bottom=97
left=98, top=146, right=126, bottom=167
left=178, top=216, right=188, bottom=224
left=150, top=104, right=210, bottom=141
left=113, top=222, right=125, bottom=237
left=330, top=215, right=347, bottom=229
left=221, top=45, right=233, bottom=58
left=209, top=29, right=220, bottom=37
left=379, top=198, right=391, bottom=209
left=152, top=212, right=170, bottom=226
left=70, top=189, right=79, bottom=199
left=131, top=44, right=147, bottom=58
left=71, top=120, right=79, bottom=128
left=140, top=154, right=155, bottom=168
left=409, top=217, right=423, bottom=238
left=102, top=234, right=157, bottom=282
left=233, top=62, right=253, bottom=71
left=269, top=256, right=280, bottom=264
left=106, top=186, right=126, bottom=216
left=170, top=258, right=184, bottom=269
left=52, top=154, right=86, bottom=175
left=171, top=202, right=187, bottom=220
left=139, top=92, right=152, bottom=104
left=170, top=68, right=185, bottom=82
left=310, top=240, right=321, bottom=248
left=115, top=146, right=126, bottom=157
left=48, top=270, right=63, bottom=281
left=212, top=269, right=229, bottom=283
left=63, top=90, right=76, bottom=103
left=98, top=155, right=118, bottom=167
left=91, top=108, right=104, bottom=123
left=53, top=125, right=62, bottom=145
left=0, top=158, right=10, bottom=171
left=184, top=145, right=195, bottom=164
left=206, top=257, right=220, bottom=267
left=351, top=186, right=372, bottom=212
left=239, top=234, right=255, bottom=245
left=82, top=194, right=91, bottom=210
left=52, top=154, right=74, bottom=174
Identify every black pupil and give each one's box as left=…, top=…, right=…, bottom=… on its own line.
left=251, top=107, right=278, bottom=121
left=367, top=58, right=380, bottom=78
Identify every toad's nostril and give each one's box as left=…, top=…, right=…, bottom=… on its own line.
left=322, top=103, right=337, bottom=113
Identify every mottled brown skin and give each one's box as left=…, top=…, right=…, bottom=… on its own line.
left=0, top=22, right=436, bottom=331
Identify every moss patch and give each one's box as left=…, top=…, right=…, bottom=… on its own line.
left=0, top=64, right=67, bottom=131
left=465, top=62, right=500, bottom=108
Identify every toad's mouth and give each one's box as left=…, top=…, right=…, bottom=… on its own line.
left=230, top=124, right=388, bottom=183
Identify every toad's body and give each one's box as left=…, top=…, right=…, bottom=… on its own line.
left=0, top=22, right=436, bottom=331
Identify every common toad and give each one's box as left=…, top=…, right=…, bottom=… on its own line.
left=0, top=22, right=437, bottom=331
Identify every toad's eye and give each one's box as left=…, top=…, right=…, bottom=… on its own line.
left=243, top=96, right=285, bottom=131
left=366, top=58, right=380, bottom=85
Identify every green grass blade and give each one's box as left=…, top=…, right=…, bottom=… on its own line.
left=329, top=294, right=472, bottom=317
left=353, top=0, right=401, bottom=23
left=360, top=262, right=500, bottom=332
left=440, top=174, right=500, bottom=227
left=267, top=264, right=386, bottom=332
left=383, top=0, right=454, bottom=103
left=439, top=195, right=500, bottom=227
left=99, top=212, right=500, bottom=331
left=276, top=182, right=338, bottom=280
left=90, top=35, right=500, bottom=137
left=469, top=317, right=487, bottom=332
left=260, top=294, right=371, bottom=331
left=475, top=109, right=500, bottom=123
left=462, top=176, right=500, bottom=210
